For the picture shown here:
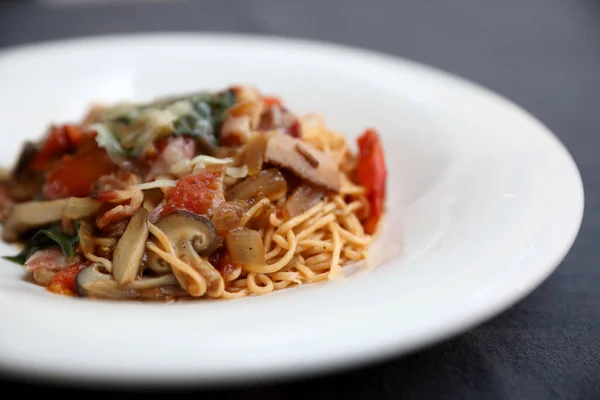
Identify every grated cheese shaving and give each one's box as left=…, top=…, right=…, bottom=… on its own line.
left=226, top=165, right=248, bottom=178
left=189, top=155, right=234, bottom=166
left=132, top=179, right=178, bottom=190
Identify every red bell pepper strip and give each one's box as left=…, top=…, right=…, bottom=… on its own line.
left=356, top=128, right=387, bottom=234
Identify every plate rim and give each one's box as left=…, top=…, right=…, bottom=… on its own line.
left=0, top=32, right=585, bottom=388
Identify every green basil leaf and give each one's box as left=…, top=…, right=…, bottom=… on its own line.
left=209, top=90, right=237, bottom=127
left=171, top=90, right=237, bottom=155
left=2, top=225, right=79, bottom=265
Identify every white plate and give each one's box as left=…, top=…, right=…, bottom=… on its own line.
left=0, top=33, right=584, bottom=388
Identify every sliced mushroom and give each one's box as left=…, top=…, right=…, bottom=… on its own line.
left=0, top=186, right=14, bottom=223
left=2, top=198, right=69, bottom=242
left=74, top=263, right=139, bottom=299
left=5, top=176, right=43, bottom=203
left=74, top=263, right=112, bottom=297
left=62, top=197, right=103, bottom=220
left=154, top=211, right=221, bottom=296
left=32, top=268, right=56, bottom=286
left=155, top=211, right=219, bottom=257
left=5, top=142, right=43, bottom=202
left=123, top=274, right=178, bottom=291
left=11, top=141, right=37, bottom=180
left=264, top=133, right=340, bottom=192
left=0, top=168, right=10, bottom=182
left=112, top=208, right=149, bottom=285
left=146, top=252, right=172, bottom=274
left=138, top=285, right=190, bottom=301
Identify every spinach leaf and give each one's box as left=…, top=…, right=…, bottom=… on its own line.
left=172, top=90, right=237, bottom=155
left=208, top=90, right=237, bottom=127
left=172, top=113, right=217, bottom=155
left=3, top=225, right=79, bottom=265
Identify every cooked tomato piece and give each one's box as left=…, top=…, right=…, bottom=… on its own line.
left=287, top=119, right=301, bottom=138
left=356, top=129, right=387, bottom=234
left=48, top=262, right=89, bottom=296
left=42, top=143, right=117, bottom=200
left=162, top=168, right=225, bottom=218
left=31, top=124, right=90, bottom=171
left=262, top=95, right=283, bottom=107
left=209, top=247, right=238, bottom=277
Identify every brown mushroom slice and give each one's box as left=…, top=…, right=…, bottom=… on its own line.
left=137, top=285, right=190, bottom=301
left=123, top=274, right=178, bottom=291
left=264, top=133, right=341, bottom=192
left=32, top=268, right=56, bottom=286
left=62, top=197, right=103, bottom=220
left=75, top=263, right=112, bottom=296
left=154, top=211, right=222, bottom=296
left=112, top=208, right=149, bottom=285
left=155, top=211, right=219, bottom=257
left=11, top=141, right=37, bottom=180
left=2, top=198, right=69, bottom=242
left=6, top=142, right=43, bottom=202
left=75, top=263, right=139, bottom=299
left=146, top=252, right=172, bottom=274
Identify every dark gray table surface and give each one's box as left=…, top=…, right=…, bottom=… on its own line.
left=0, top=1, right=599, bottom=399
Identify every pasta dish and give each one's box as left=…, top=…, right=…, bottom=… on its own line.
left=0, top=86, right=387, bottom=301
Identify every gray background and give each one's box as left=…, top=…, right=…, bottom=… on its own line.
left=0, top=1, right=599, bottom=398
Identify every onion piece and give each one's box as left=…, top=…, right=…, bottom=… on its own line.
left=225, top=168, right=287, bottom=202
left=243, top=133, right=267, bottom=176
left=226, top=227, right=266, bottom=268
left=211, top=200, right=252, bottom=237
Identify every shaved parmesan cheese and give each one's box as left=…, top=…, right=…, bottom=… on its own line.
left=190, top=155, right=234, bottom=166
left=132, top=179, right=178, bottom=190
left=170, top=159, right=193, bottom=177
left=168, top=155, right=234, bottom=178
left=226, top=165, right=248, bottom=179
